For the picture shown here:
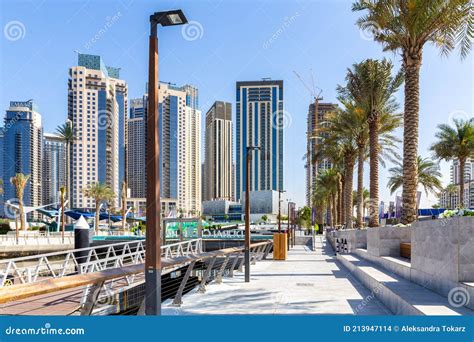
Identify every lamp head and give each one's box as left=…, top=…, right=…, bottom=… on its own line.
left=150, top=10, right=188, bottom=26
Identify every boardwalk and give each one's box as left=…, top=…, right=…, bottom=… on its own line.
left=162, top=236, right=391, bottom=315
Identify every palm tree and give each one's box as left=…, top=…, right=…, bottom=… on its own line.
left=353, top=0, right=474, bottom=224
left=121, top=180, right=127, bottom=231
left=59, top=186, right=66, bottom=243
left=445, top=184, right=458, bottom=209
left=313, top=136, right=345, bottom=224
left=313, top=186, right=329, bottom=226
left=315, top=169, right=340, bottom=227
left=388, top=156, right=443, bottom=198
left=10, top=173, right=30, bottom=242
left=430, top=118, right=474, bottom=208
left=56, top=120, right=76, bottom=204
left=321, top=105, right=359, bottom=228
left=339, top=58, right=403, bottom=227
left=82, top=182, right=116, bottom=234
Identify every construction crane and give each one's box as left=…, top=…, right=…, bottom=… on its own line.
left=294, top=70, right=324, bottom=213
left=293, top=69, right=323, bottom=106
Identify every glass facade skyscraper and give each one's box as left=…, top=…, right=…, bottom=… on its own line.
left=127, top=96, right=147, bottom=198
left=235, top=80, right=284, bottom=201
left=3, top=100, right=43, bottom=217
left=42, top=133, right=66, bottom=205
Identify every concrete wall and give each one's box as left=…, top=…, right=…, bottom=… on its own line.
left=412, top=217, right=474, bottom=283
left=367, top=226, right=411, bottom=257
left=336, top=229, right=367, bottom=252
left=326, top=229, right=367, bottom=252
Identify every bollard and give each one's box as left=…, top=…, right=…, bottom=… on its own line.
left=74, top=215, right=91, bottom=273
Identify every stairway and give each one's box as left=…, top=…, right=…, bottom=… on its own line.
left=338, top=252, right=474, bottom=316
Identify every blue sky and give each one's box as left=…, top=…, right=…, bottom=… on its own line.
left=1, top=0, right=473, bottom=208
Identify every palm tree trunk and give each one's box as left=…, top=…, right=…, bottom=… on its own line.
left=66, top=141, right=70, bottom=206
left=344, top=157, right=355, bottom=229
left=368, top=112, right=380, bottom=227
left=15, top=215, right=19, bottom=244
left=122, top=199, right=126, bottom=231
left=19, top=198, right=26, bottom=232
left=61, top=196, right=65, bottom=243
left=340, top=176, right=345, bottom=225
left=95, top=202, right=100, bottom=235
left=332, top=193, right=337, bottom=226
left=336, top=186, right=341, bottom=225
left=328, top=196, right=334, bottom=227
left=356, top=147, right=364, bottom=228
left=401, top=60, right=421, bottom=224
left=460, top=157, right=466, bottom=208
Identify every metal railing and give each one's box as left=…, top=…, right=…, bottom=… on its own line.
left=0, top=240, right=273, bottom=316
left=0, top=231, right=75, bottom=245
left=0, top=238, right=202, bottom=287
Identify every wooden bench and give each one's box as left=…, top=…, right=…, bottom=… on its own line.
left=400, top=243, right=411, bottom=259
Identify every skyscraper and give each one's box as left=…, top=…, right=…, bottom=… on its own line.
left=204, top=101, right=233, bottom=201
left=42, top=133, right=66, bottom=205
left=68, top=53, right=128, bottom=208
left=159, top=83, right=201, bottom=215
left=3, top=100, right=43, bottom=216
left=450, top=158, right=474, bottom=185
left=127, top=96, right=147, bottom=198
left=306, top=102, right=337, bottom=206
left=127, top=83, right=202, bottom=215
left=235, top=80, right=284, bottom=201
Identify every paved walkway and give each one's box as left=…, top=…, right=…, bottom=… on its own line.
left=162, top=236, right=391, bottom=315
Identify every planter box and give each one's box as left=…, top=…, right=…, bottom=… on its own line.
left=412, top=217, right=474, bottom=283
left=367, top=226, right=411, bottom=257
left=400, top=243, right=411, bottom=259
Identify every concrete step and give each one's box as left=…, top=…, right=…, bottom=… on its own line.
left=353, top=248, right=411, bottom=280
left=338, top=253, right=474, bottom=316
left=352, top=248, right=474, bottom=311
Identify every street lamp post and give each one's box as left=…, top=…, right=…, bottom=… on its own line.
left=287, top=199, right=291, bottom=250
left=245, top=146, right=260, bottom=282
left=145, top=9, right=188, bottom=316
left=278, top=190, right=286, bottom=233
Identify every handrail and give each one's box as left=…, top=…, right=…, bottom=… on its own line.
left=0, top=241, right=272, bottom=304
left=0, top=239, right=146, bottom=264
left=0, top=238, right=202, bottom=287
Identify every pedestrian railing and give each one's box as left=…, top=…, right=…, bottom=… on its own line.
left=0, top=240, right=273, bottom=316
left=0, top=232, right=75, bottom=245
left=0, top=238, right=202, bottom=287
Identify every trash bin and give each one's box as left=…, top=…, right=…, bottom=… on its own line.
left=273, top=233, right=287, bottom=260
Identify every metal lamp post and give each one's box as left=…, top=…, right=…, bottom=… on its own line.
left=245, top=145, right=260, bottom=282
left=145, top=9, right=188, bottom=316
left=278, top=190, right=286, bottom=233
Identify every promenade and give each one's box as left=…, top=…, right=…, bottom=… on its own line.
left=162, top=236, right=391, bottom=315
